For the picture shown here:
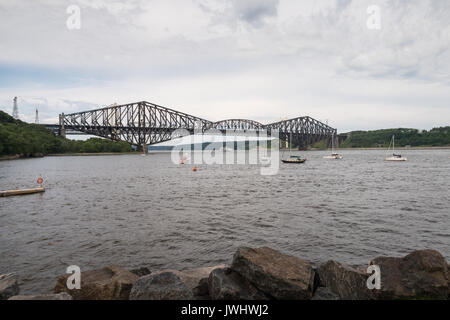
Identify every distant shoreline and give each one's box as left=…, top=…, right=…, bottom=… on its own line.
left=2, top=146, right=450, bottom=161
left=0, top=152, right=138, bottom=161
left=46, top=152, right=138, bottom=157
left=312, top=146, right=450, bottom=151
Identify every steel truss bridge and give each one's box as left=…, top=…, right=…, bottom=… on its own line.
left=44, top=101, right=337, bottom=150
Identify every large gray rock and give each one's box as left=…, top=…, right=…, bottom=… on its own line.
left=231, top=247, right=315, bottom=300
left=311, top=287, right=340, bottom=300
left=208, top=267, right=270, bottom=300
left=193, top=277, right=209, bottom=298
left=170, top=265, right=226, bottom=295
left=317, top=260, right=373, bottom=300
left=9, top=293, right=72, bottom=300
left=129, top=265, right=226, bottom=300
left=130, top=271, right=194, bottom=300
left=54, top=265, right=139, bottom=300
left=0, top=273, right=19, bottom=300
left=369, top=249, right=449, bottom=299
left=130, top=267, right=151, bottom=277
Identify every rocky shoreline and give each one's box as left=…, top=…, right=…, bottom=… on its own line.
left=0, top=152, right=138, bottom=161
left=1, top=247, right=449, bottom=300
left=0, top=153, right=44, bottom=161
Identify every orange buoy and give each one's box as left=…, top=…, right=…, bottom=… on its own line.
left=37, top=177, right=44, bottom=185
left=193, top=166, right=197, bottom=172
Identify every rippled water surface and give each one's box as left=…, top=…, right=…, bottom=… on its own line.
left=1, top=149, right=449, bottom=294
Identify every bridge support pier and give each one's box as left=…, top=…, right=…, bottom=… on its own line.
left=59, top=113, right=66, bottom=138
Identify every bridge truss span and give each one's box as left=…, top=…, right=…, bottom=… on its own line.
left=264, top=116, right=337, bottom=149
left=54, top=100, right=337, bottom=149
left=60, top=101, right=212, bottom=146
left=208, top=119, right=265, bottom=131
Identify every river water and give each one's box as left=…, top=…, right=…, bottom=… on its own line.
left=1, top=149, right=449, bottom=294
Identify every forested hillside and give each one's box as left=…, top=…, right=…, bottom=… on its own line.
left=0, top=110, right=133, bottom=156
left=340, top=127, right=450, bottom=148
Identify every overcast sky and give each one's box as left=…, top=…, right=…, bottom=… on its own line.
left=0, top=0, right=449, bottom=132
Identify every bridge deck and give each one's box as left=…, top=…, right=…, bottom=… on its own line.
left=44, top=101, right=337, bottom=148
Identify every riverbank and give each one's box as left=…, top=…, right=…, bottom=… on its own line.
left=0, top=152, right=139, bottom=161
left=0, top=153, right=44, bottom=161
left=47, top=152, right=138, bottom=157
left=311, top=146, right=450, bottom=151
left=0, top=111, right=134, bottom=156
left=1, top=246, right=448, bottom=300
left=0, top=154, right=22, bottom=161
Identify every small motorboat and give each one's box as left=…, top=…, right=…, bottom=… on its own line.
left=323, top=153, right=343, bottom=159
left=282, top=155, right=306, bottom=164
left=385, top=154, right=407, bottom=161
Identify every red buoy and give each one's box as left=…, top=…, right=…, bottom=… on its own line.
left=193, top=166, right=197, bottom=172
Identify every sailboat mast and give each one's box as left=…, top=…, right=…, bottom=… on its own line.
left=393, top=135, right=395, bottom=153
left=289, top=132, right=292, bottom=153
left=331, top=132, right=335, bottom=153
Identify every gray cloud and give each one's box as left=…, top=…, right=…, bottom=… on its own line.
left=231, top=0, right=279, bottom=26
left=0, top=0, right=449, bottom=132
left=336, top=0, right=352, bottom=10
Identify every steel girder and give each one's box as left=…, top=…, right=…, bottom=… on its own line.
left=60, top=101, right=211, bottom=146
left=208, top=119, right=265, bottom=131
left=264, top=116, right=337, bottom=148
left=58, top=101, right=336, bottom=148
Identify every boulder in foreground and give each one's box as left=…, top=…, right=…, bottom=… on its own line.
left=169, top=265, right=226, bottom=296
left=130, top=271, right=193, bottom=300
left=0, top=273, right=19, bottom=300
left=129, top=265, right=225, bottom=300
left=318, top=249, right=449, bottom=300
left=317, top=260, right=373, bottom=300
left=231, top=247, right=315, bottom=299
left=54, top=265, right=139, bottom=300
left=208, top=267, right=269, bottom=300
left=369, top=249, right=449, bottom=299
left=130, top=267, right=151, bottom=277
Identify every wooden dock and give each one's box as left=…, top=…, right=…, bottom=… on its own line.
left=0, top=187, right=45, bottom=197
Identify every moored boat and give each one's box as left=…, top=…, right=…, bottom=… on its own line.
left=384, top=135, right=407, bottom=161
left=323, top=153, right=342, bottom=159
left=281, top=133, right=306, bottom=164
left=324, top=132, right=342, bottom=159
left=282, top=155, right=306, bottom=164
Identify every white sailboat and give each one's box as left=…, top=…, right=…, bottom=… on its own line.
left=323, top=133, right=342, bottom=159
left=384, top=135, right=407, bottom=161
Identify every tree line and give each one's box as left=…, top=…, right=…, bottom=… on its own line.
left=339, top=127, right=450, bottom=148
left=0, top=110, right=133, bottom=156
